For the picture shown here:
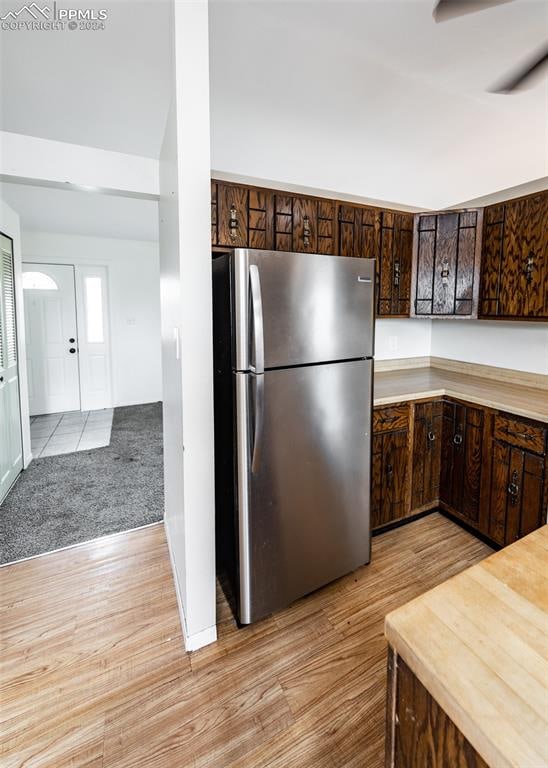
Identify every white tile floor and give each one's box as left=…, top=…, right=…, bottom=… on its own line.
left=30, top=409, right=114, bottom=458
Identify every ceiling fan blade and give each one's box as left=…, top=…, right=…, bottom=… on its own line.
left=488, top=44, right=548, bottom=93
left=433, top=0, right=514, bottom=23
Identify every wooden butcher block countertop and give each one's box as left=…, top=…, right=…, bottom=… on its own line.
left=374, top=364, right=548, bottom=422
left=385, top=526, right=548, bottom=768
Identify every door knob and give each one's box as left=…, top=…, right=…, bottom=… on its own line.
left=69, top=348, right=76, bottom=354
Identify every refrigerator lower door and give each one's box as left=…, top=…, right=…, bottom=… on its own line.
left=235, top=358, right=372, bottom=624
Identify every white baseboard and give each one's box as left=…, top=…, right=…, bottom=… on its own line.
left=184, top=625, right=218, bottom=652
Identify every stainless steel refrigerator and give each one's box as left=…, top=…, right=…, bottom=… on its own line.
left=213, top=248, right=375, bottom=624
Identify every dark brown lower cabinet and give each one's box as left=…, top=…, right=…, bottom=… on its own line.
left=371, top=405, right=411, bottom=529
left=386, top=649, right=488, bottom=768
left=411, top=400, right=442, bottom=510
left=439, top=400, right=485, bottom=526
left=487, top=414, right=547, bottom=546
left=375, top=397, right=546, bottom=545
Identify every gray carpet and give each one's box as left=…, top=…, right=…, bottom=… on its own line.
left=0, top=403, right=164, bottom=565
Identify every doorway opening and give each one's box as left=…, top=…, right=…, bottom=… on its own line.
left=23, top=262, right=113, bottom=457
left=0, top=184, right=164, bottom=565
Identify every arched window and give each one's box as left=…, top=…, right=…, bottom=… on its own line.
left=22, top=271, right=59, bottom=290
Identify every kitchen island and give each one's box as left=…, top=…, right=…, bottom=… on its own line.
left=384, top=525, right=548, bottom=768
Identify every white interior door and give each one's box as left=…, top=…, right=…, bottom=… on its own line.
left=23, top=263, right=81, bottom=416
left=0, top=234, right=23, bottom=503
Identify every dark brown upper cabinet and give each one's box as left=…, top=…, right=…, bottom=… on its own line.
left=337, top=204, right=413, bottom=317
left=274, top=194, right=335, bottom=254
left=378, top=211, right=414, bottom=317
left=212, top=181, right=273, bottom=250
left=337, top=203, right=380, bottom=259
left=411, top=209, right=483, bottom=318
left=480, top=190, right=548, bottom=320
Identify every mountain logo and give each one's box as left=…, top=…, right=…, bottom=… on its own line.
left=0, top=3, right=50, bottom=20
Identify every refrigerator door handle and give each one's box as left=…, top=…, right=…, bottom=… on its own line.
left=251, top=373, right=264, bottom=474
left=249, top=264, right=265, bottom=375
left=235, top=374, right=252, bottom=622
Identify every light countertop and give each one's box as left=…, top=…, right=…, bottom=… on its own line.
left=385, top=525, right=548, bottom=768
left=374, top=366, right=548, bottom=422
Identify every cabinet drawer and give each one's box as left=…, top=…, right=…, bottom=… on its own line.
left=494, top=414, right=546, bottom=455
left=373, top=404, right=410, bottom=434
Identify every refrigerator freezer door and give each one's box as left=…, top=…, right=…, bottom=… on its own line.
left=235, top=358, right=372, bottom=624
left=233, top=249, right=375, bottom=371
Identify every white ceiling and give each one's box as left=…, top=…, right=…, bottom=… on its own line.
left=0, top=182, right=159, bottom=241
left=209, top=0, right=548, bottom=208
left=0, top=0, right=172, bottom=158
left=1, top=0, right=547, bottom=223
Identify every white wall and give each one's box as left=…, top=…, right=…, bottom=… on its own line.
left=375, top=319, right=431, bottom=361
left=159, top=0, right=216, bottom=651
left=20, top=231, right=162, bottom=407
left=0, top=132, right=159, bottom=197
left=431, top=321, right=548, bottom=375
left=0, top=200, right=31, bottom=466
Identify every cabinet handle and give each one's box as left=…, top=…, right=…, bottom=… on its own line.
left=440, top=260, right=450, bottom=287
left=427, top=429, right=436, bottom=444
left=303, top=215, right=311, bottom=248
left=506, top=429, right=533, bottom=442
left=386, top=463, right=394, bottom=475
left=525, top=252, right=535, bottom=283
left=229, top=204, right=238, bottom=240
left=393, top=260, right=400, bottom=287
left=453, top=432, right=463, bottom=446
left=507, top=470, right=520, bottom=505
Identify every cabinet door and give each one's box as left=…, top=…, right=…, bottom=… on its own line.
left=498, top=197, right=528, bottom=317
left=371, top=428, right=410, bottom=529
left=247, top=187, right=274, bottom=250
left=523, top=191, right=548, bottom=317
left=480, top=191, right=548, bottom=319
left=440, top=400, right=484, bottom=525
left=211, top=180, right=218, bottom=246
left=414, top=210, right=481, bottom=317
left=217, top=183, right=249, bottom=247
left=488, top=442, right=546, bottom=546
left=479, top=204, right=504, bottom=317
left=378, top=211, right=413, bottom=317
left=292, top=197, right=318, bottom=253
left=274, top=195, right=336, bottom=254
left=411, top=400, right=442, bottom=510
left=337, top=204, right=379, bottom=259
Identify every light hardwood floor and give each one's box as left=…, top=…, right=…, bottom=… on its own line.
left=0, top=514, right=492, bottom=768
